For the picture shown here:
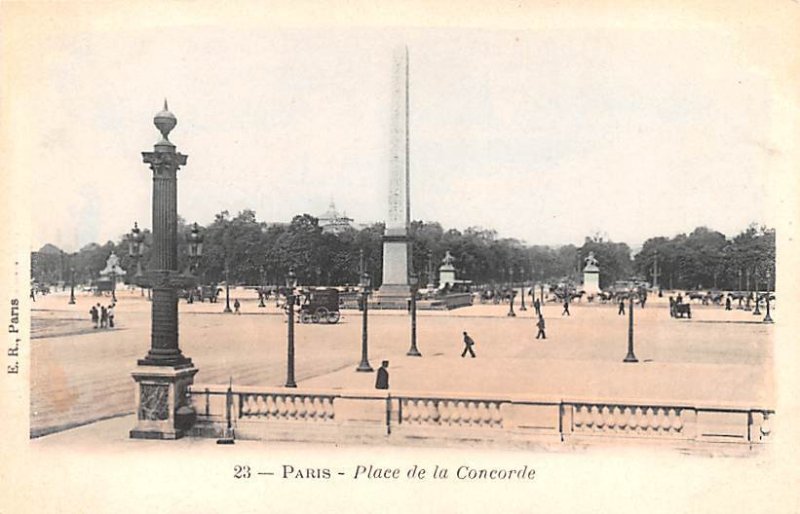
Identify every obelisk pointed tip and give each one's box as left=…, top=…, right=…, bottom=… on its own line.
left=163, top=98, right=169, bottom=111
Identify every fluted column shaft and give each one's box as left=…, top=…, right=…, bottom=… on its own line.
left=140, top=149, right=190, bottom=367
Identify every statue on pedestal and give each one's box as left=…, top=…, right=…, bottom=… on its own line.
left=584, top=252, right=599, bottom=272
left=438, top=251, right=457, bottom=291
left=582, top=251, right=601, bottom=295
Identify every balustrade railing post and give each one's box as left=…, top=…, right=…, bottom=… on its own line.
left=398, top=398, right=403, bottom=425
left=386, top=394, right=392, bottom=435
left=216, top=379, right=235, bottom=444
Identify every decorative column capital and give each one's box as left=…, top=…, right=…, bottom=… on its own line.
left=142, top=151, right=188, bottom=175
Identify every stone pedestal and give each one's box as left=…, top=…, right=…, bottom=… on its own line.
left=583, top=270, right=600, bottom=295
left=376, top=232, right=411, bottom=308
left=439, top=268, right=456, bottom=289
left=130, top=364, right=198, bottom=440
left=374, top=284, right=412, bottom=309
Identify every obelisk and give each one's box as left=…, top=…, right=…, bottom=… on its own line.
left=376, top=46, right=412, bottom=307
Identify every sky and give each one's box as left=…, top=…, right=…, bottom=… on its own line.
left=10, top=22, right=783, bottom=252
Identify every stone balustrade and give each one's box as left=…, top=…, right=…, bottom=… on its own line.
left=569, top=404, right=688, bottom=438
left=187, top=384, right=773, bottom=448
left=398, top=397, right=503, bottom=428
left=239, top=392, right=336, bottom=422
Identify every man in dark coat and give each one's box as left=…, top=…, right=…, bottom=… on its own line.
left=533, top=298, right=541, bottom=317
left=618, top=299, right=626, bottom=315
left=461, top=331, right=476, bottom=358
left=100, top=305, right=108, bottom=328
left=725, top=296, right=732, bottom=311
left=536, top=315, right=546, bottom=340
left=90, top=305, right=99, bottom=329
left=561, top=299, right=570, bottom=316
left=375, top=360, right=389, bottom=390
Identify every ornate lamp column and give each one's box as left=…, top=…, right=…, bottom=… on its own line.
left=68, top=265, right=76, bottom=305
left=623, top=293, right=638, bottom=363
left=356, top=271, right=374, bottom=372
left=258, top=266, right=266, bottom=308
left=285, top=268, right=298, bottom=388
left=539, top=274, right=545, bottom=307
left=186, top=223, right=203, bottom=304
left=130, top=101, right=199, bottom=440
left=752, top=268, right=762, bottom=316
left=519, top=266, right=527, bottom=311
left=762, top=269, right=773, bottom=323
left=129, top=222, right=147, bottom=297
left=507, top=268, right=516, bottom=317
left=407, top=272, right=421, bottom=357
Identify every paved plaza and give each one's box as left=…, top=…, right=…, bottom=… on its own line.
left=30, top=288, right=774, bottom=438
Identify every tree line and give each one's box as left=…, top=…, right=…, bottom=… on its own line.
left=32, top=211, right=776, bottom=292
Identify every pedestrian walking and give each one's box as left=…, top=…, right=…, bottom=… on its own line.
left=641, top=292, right=647, bottom=308
left=234, top=298, right=241, bottom=314
left=725, top=296, right=732, bottom=311
left=533, top=298, right=541, bottom=317
left=108, top=303, right=115, bottom=328
left=561, top=299, right=570, bottom=316
left=618, top=299, right=626, bottom=315
left=461, top=331, right=476, bottom=358
left=536, top=315, right=546, bottom=339
left=375, top=360, right=389, bottom=390
left=90, top=305, right=99, bottom=329
left=100, top=305, right=108, bottom=328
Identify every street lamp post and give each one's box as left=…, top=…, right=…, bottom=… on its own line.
left=752, top=269, right=762, bottom=316
left=623, top=293, right=638, bottom=363
left=763, top=269, right=773, bottom=323
left=540, top=279, right=545, bottom=307
left=68, top=266, right=76, bottom=305
left=356, top=270, right=374, bottom=372
left=519, top=267, right=527, bottom=311
left=130, top=101, right=198, bottom=440
left=186, top=223, right=203, bottom=304
left=652, top=251, right=659, bottom=291
left=407, top=272, right=421, bottom=357
left=258, top=266, right=266, bottom=308
left=129, top=222, right=146, bottom=297
left=285, top=268, right=298, bottom=388
left=427, top=250, right=434, bottom=288
left=507, top=268, right=516, bottom=317
left=744, top=268, right=752, bottom=310
left=223, top=261, right=232, bottom=313
left=110, top=267, right=117, bottom=302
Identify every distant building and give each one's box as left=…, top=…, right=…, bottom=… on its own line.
left=318, top=201, right=355, bottom=234
left=31, top=244, right=64, bottom=284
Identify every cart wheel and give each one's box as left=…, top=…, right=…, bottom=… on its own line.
left=327, top=311, right=340, bottom=324
left=315, top=307, right=328, bottom=324
left=300, top=311, right=312, bottom=324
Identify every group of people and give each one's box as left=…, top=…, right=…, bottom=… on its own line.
left=89, top=302, right=116, bottom=329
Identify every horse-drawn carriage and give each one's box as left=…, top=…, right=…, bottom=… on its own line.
left=297, top=288, right=341, bottom=324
